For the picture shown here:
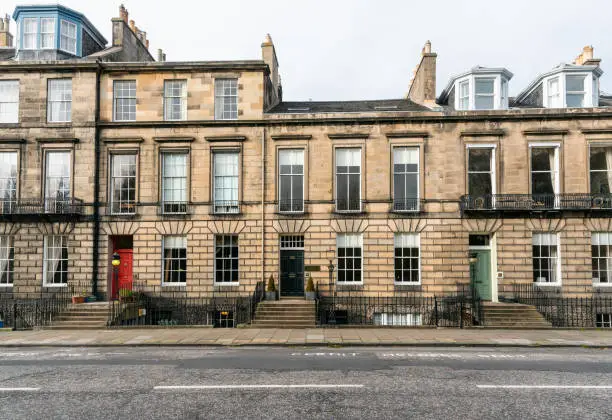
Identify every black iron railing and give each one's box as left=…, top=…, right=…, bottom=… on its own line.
left=276, top=199, right=305, bottom=214
left=391, top=198, right=424, bottom=213
left=159, top=201, right=190, bottom=215
left=0, top=198, right=84, bottom=216
left=461, top=194, right=612, bottom=212
left=511, top=283, right=612, bottom=327
left=211, top=200, right=240, bottom=215
left=108, top=282, right=265, bottom=328
left=317, top=292, right=482, bottom=327
left=0, top=287, right=73, bottom=330
left=334, top=198, right=363, bottom=213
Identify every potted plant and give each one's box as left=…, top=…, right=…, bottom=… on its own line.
left=265, top=275, right=277, bottom=301
left=305, top=274, right=316, bottom=300
left=72, top=289, right=86, bottom=304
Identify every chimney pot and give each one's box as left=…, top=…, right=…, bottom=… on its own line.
left=146, top=39, right=149, bottom=49
left=423, top=40, right=431, bottom=54
left=129, top=19, right=135, bottom=32
left=119, top=4, right=129, bottom=23
left=157, top=49, right=163, bottom=61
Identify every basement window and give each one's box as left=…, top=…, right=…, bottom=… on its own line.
left=374, top=313, right=422, bottom=326
left=596, top=313, right=611, bottom=328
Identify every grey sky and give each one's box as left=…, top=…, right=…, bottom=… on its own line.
left=3, top=0, right=611, bottom=100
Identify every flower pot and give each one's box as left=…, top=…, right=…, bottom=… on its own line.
left=71, top=296, right=85, bottom=304
left=305, top=291, right=316, bottom=300
left=265, top=291, right=276, bottom=301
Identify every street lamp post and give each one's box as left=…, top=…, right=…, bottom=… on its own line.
left=112, top=252, right=121, bottom=300
left=327, top=258, right=336, bottom=326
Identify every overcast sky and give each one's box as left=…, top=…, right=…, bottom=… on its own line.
left=3, top=0, right=611, bottom=100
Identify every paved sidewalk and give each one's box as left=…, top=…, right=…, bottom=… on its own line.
left=1, top=328, right=611, bottom=347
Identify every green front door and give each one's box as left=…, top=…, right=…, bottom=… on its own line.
left=470, top=250, right=492, bottom=300
left=280, top=250, right=304, bottom=297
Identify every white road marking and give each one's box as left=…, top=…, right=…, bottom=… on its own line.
left=290, top=352, right=360, bottom=357
left=379, top=352, right=527, bottom=359
left=478, top=385, right=612, bottom=389
left=0, top=388, right=40, bottom=392
left=155, top=384, right=364, bottom=390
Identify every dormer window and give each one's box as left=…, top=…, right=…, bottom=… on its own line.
left=542, top=72, right=599, bottom=108
left=40, top=18, right=55, bottom=49
left=22, top=18, right=37, bottom=49
left=60, top=20, right=77, bottom=54
left=450, top=69, right=513, bottom=111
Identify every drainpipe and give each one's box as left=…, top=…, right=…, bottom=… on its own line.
left=92, top=59, right=102, bottom=298
left=261, top=128, right=266, bottom=287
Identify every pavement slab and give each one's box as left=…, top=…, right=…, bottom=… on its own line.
left=0, top=327, right=611, bottom=347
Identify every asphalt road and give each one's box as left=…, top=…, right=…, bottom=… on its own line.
left=0, top=346, right=610, bottom=419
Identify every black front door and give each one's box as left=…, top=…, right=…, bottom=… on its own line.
left=280, top=250, right=304, bottom=297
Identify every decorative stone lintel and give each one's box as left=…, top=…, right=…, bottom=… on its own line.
left=36, top=138, right=79, bottom=144
left=386, top=131, right=429, bottom=139
left=102, top=137, right=144, bottom=144
left=0, top=137, right=26, bottom=144
left=327, top=133, right=369, bottom=140
left=153, top=136, right=195, bottom=143
left=271, top=134, right=312, bottom=141
left=205, top=135, right=247, bottom=142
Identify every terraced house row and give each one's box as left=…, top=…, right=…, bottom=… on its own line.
left=1, top=4, right=612, bottom=307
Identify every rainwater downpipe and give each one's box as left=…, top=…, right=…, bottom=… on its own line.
left=261, top=128, right=266, bottom=286
left=92, top=59, right=102, bottom=298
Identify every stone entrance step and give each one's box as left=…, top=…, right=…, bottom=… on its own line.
left=482, top=302, right=551, bottom=328
left=45, top=302, right=110, bottom=330
left=251, top=300, right=316, bottom=328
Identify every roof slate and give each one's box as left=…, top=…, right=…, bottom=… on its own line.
left=267, top=99, right=429, bottom=114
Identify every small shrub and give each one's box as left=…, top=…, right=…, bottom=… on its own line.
left=305, top=274, right=315, bottom=292
left=266, top=274, right=276, bottom=292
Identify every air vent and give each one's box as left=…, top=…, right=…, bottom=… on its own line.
left=374, top=105, right=399, bottom=110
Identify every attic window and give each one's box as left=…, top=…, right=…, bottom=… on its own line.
left=287, top=107, right=310, bottom=112
left=454, top=73, right=511, bottom=111
left=543, top=72, right=598, bottom=108
left=374, top=105, right=399, bottom=110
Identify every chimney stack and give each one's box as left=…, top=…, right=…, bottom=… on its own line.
left=406, top=40, right=437, bottom=106
left=261, top=33, right=281, bottom=105
left=119, top=4, right=129, bottom=23
left=574, top=45, right=601, bottom=67
left=129, top=19, right=136, bottom=32
left=0, top=14, right=13, bottom=48
left=157, top=49, right=164, bottom=62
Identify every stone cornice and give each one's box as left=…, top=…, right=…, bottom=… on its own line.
left=271, top=134, right=312, bottom=141
left=205, top=135, right=247, bottom=142
left=327, top=133, right=369, bottom=140
left=386, top=131, right=430, bottom=139
left=153, top=136, right=195, bottom=143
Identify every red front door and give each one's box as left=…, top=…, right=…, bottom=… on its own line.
left=117, top=249, right=133, bottom=292
left=111, top=249, right=133, bottom=299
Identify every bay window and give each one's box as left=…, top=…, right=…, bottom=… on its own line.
left=60, top=20, right=77, bottom=54
left=40, top=18, right=55, bottom=49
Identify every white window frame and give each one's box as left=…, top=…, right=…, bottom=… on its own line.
left=214, top=79, right=238, bottom=120
left=44, top=150, right=71, bottom=212
left=474, top=77, right=496, bottom=110
left=278, top=149, right=305, bottom=213
left=529, top=143, right=560, bottom=196
left=543, top=72, right=597, bottom=108
left=212, top=151, right=240, bottom=214
left=335, top=148, right=362, bottom=213
left=0, top=235, right=14, bottom=287
left=392, top=146, right=420, bottom=212
left=0, top=80, right=19, bottom=124
left=336, top=233, right=363, bottom=285
left=43, top=235, right=68, bottom=287
left=40, top=17, right=55, bottom=50
left=47, top=78, right=72, bottom=123
left=59, top=19, right=77, bottom=55
left=458, top=80, right=469, bottom=110
left=532, top=232, right=561, bottom=286
left=214, top=234, right=240, bottom=285
left=588, top=145, right=612, bottom=194
left=565, top=74, right=587, bottom=108
left=454, top=74, right=509, bottom=110
left=591, top=232, right=612, bottom=287
left=22, top=17, right=38, bottom=50
left=0, top=151, right=18, bottom=212
left=466, top=144, right=497, bottom=197
left=109, top=153, right=137, bottom=215
left=161, top=235, right=187, bottom=286
left=161, top=151, right=188, bottom=214
left=113, top=80, right=136, bottom=122
left=394, top=233, right=421, bottom=285
left=163, top=80, right=187, bottom=121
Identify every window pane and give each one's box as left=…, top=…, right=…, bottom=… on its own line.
left=475, top=79, right=494, bottom=94
left=214, top=235, right=239, bottom=283
left=566, top=93, right=584, bottom=108
left=531, top=148, right=553, bottom=171
left=475, top=95, right=494, bottom=110
left=468, top=149, right=492, bottom=171
left=469, top=173, right=492, bottom=196
left=566, top=75, right=585, bottom=92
